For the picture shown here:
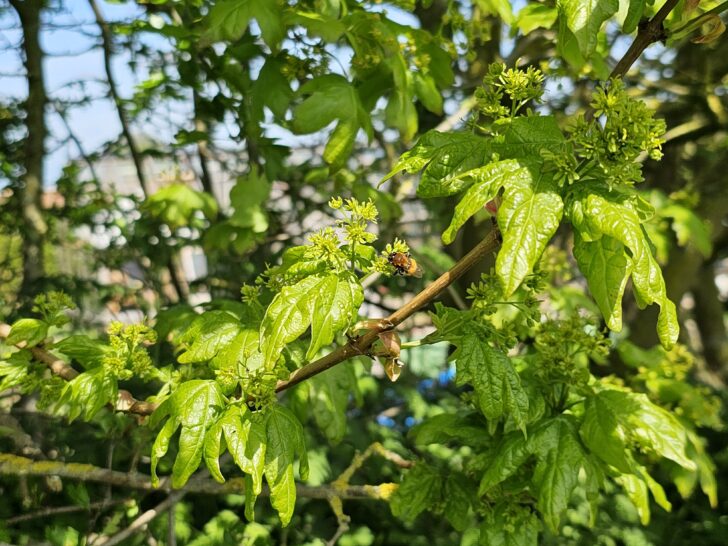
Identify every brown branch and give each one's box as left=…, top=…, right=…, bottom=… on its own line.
left=0, top=453, right=397, bottom=501
left=0, top=323, right=157, bottom=416
left=276, top=228, right=501, bottom=393
left=609, top=0, right=681, bottom=79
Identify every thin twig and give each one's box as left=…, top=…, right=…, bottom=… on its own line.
left=6, top=498, right=129, bottom=525
left=326, top=520, right=350, bottom=546
left=52, top=101, right=101, bottom=181
left=96, top=491, right=185, bottom=546
left=87, top=0, right=149, bottom=197
left=88, top=0, right=187, bottom=303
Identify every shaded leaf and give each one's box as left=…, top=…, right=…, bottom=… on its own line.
left=203, top=0, right=285, bottom=49
left=308, top=364, right=358, bottom=443
left=573, top=234, right=632, bottom=331
left=454, top=334, right=529, bottom=433
left=390, top=463, right=442, bottom=523
left=480, top=504, right=540, bottom=546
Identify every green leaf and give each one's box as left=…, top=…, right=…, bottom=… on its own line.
left=382, top=131, right=484, bottom=191
left=150, top=380, right=226, bottom=487
left=576, top=191, right=679, bottom=348
left=573, top=234, right=632, bottom=331
left=556, top=16, right=586, bottom=69
left=530, top=418, right=598, bottom=531
left=409, top=412, right=489, bottom=447
left=265, top=404, right=308, bottom=526
left=203, top=0, right=285, bottom=50
left=442, top=159, right=529, bottom=244
left=496, top=172, right=563, bottom=296
left=382, top=131, right=493, bottom=197
left=480, top=416, right=601, bottom=532
left=177, top=311, right=243, bottom=364
left=558, top=0, right=619, bottom=58
left=260, top=273, right=362, bottom=367
left=250, top=57, right=291, bottom=121
left=57, top=367, right=117, bottom=421
left=585, top=390, right=695, bottom=470
left=323, top=118, right=358, bottom=171
left=291, top=75, right=372, bottom=169
left=307, top=273, right=363, bottom=360
left=443, top=473, right=473, bottom=531
left=6, top=318, right=48, bottom=347
left=615, top=472, right=651, bottom=524
left=0, top=350, right=33, bottom=392
left=453, top=332, right=529, bottom=433
left=672, top=430, right=717, bottom=508
left=203, top=405, right=267, bottom=495
left=413, top=72, right=443, bottom=115
left=476, top=0, right=514, bottom=24
left=227, top=168, right=271, bottom=232
left=144, top=184, right=218, bottom=229
left=287, top=11, right=345, bottom=42
left=390, top=463, right=442, bottom=523
left=661, top=203, right=713, bottom=257
left=480, top=504, right=540, bottom=546
left=580, top=392, right=632, bottom=473
left=308, top=364, right=357, bottom=444
left=384, top=53, right=418, bottom=141
left=55, top=335, right=110, bottom=369
left=617, top=0, right=645, bottom=33
left=515, top=3, right=558, bottom=34
left=494, top=116, right=567, bottom=159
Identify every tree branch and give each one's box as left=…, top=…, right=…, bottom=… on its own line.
left=0, top=453, right=397, bottom=501
left=6, top=498, right=130, bottom=525
left=0, top=323, right=157, bottom=416
left=87, top=0, right=149, bottom=197
left=275, top=228, right=500, bottom=392
left=609, top=0, right=681, bottom=79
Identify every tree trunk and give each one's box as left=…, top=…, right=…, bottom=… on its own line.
left=11, top=0, right=48, bottom=296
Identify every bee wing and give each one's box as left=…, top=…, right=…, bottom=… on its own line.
left=411, top=262, right=424, bottom=278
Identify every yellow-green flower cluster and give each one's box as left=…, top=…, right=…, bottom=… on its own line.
left=102, top=321, right=157, bottom=380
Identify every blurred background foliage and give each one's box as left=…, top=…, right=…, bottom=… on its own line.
left=1, top=0, right=727, bottom=544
